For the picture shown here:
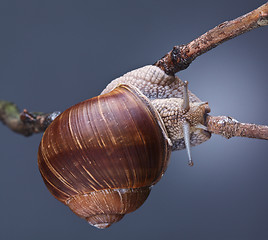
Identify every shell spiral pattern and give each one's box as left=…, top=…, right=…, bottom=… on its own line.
left=38, top=85, right=172, bottom=228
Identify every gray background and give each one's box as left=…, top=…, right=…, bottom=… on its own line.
left=0, top=0, right=267, bottom=239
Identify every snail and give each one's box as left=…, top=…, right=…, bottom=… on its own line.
left=0, top=2, right=265, bottom=233
left=38, top=65, right=211, bottom=229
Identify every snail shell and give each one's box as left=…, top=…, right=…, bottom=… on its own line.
left=38, top=84, right=172, bottom=229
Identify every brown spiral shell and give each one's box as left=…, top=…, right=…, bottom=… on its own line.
left=38, top=84, right=172, bottom=228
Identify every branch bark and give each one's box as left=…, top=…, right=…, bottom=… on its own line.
left=206, top=115, right=268, bottom=140
left=1, top=3, right=267, bottom=138
left=0, top=100, right=60, bottom=136
left=155, top=2, right=268, bottom=75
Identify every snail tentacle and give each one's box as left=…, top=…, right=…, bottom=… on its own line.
left=183, top=121, right=193, bottom=166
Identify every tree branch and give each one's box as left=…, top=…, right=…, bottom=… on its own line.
left=0, top=100, right=60, bottom=136
left=1, top=3, right=268, bottom=138
left=155, top=2, right=268, bottom=75
left=206, top=115, right=268, bottom=140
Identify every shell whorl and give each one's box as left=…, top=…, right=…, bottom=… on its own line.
left=38, top=84, right=172, bottom=228
left=67, top=187, right=151, bottom=228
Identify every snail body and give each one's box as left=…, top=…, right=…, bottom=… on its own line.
left=38, top=65, right=210, bottom=228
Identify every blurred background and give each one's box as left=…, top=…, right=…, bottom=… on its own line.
left=0, top=0, right=267, bottom=239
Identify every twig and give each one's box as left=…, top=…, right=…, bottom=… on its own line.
left=155, top=2, right=268, bottom=75
left=1, top=3, right=268, bottom=137
left=206, top=115, right=268, bottom=140
left=0, top=100, right=60, bottom=136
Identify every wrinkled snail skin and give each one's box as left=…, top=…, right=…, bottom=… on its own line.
left=38, top=65, right=210, bottom=228
left=102, top=65, right=201, bottom=102
left=102, top=65, right=211, bottom=150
